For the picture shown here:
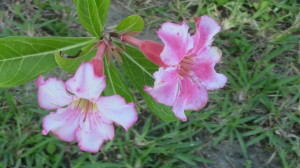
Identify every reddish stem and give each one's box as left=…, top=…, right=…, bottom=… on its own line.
left=122, top=34, right=142, bottom=47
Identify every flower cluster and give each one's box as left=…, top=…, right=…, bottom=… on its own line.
left=37, top=15, right=226, bottom=153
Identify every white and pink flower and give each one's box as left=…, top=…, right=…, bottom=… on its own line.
left=37, top=62, right=138, bottom=153
left=124, top=15, right=227, bottom=121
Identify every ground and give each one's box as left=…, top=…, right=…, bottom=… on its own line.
left=0, top=0, right=299, bottom=168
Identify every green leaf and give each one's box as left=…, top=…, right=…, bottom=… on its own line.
left=0, top=36, right=96, bottom=88
left=263, top=45, right=294, bottom=62
left=174, top=154, right=197, bottom=166
left=55, top=43, right=96, bottom=72
left=213, top=126, right=228, bottom=145
left=235, top=130, right=249, bottom=159
left=20, top=138, right=53, bottom=157
left=118, top=43, right=178, bottom=121
left=46, top=143, right=56, bottom=155
left=115, top=15, right=144, bottom=33
left=269, top=74, right=300, bottom=89
left=102, top=57, right=135, bottom=103
left=76, top=0, right=110, bottom=38
left=246, top=133, right=267, bottom=147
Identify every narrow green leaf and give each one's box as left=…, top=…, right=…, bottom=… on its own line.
left=266, top=130, right=287, bottom=147
left=236, top=58, right=248, bottom=84
left=76, top=0, right=110, bottom=38
left=161, top=141, right=202, bottom=149
left=213, top=126, right=228, bottom=145
left=246, top=133, right=267, bottom=147
left=53, top=151, right=64, bottom=168
left=20, top=138, right=52, bottom=157
left=263, top=44, right=294, bottom=62
left=286, top=113, right=300, bottom=123
left=175, top=154, right=197, bottom=166
left=118, top=43, right=178, bottom=121
left=238, top=115, right=258, bottom=124
left=226, top=68, right=245, bottom=87
left=72, top=153, right=89, bottom=168
left=189, top=155, right=212, bottom=163
left=115, top=14, right=144, bottom=33
left=235, top=130, right=249, bottom=159
left=250, top=64, right=274, bottom=85
left=102, top=57, right=135, bottom=103
left=241, top=128, right=264, bottom=137
left=278, top=148, right=289, bottom=168
left=157, top=129, right=202, bottom=146
left=269, top=74, right=300, bottom=89
left=82, top=163, right=127, bottom=168
left=0, top=36, right=96, bottom=88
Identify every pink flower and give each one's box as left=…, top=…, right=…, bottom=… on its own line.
left=37, top=62, right=138, bottom=153
left=142, top=15, right=227, bottom=121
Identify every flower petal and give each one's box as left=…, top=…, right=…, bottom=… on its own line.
left=192, top=47, right=227, bottom=90
left=97, top=95, right=138, bottom=131
left=37, top=76, right=73, bottom=110
left=191, top=15, right=221, bottom=56
left=172, top=78, right=208, bottom=121
left=140, top=40, right=166, bottom=67
left=42, top=107, right=81, bottom=142
left=65, top=62, right=106, bottom=100
left=145, top=67, right=180, bottom=106
left=75, top=113, right=114, bottom=153
left=157, top=21, right=193, bottom=66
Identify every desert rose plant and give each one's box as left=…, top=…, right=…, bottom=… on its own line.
left=0, top=0, right=226, bottom=153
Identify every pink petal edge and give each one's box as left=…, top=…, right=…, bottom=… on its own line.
left=157, top=21, right=193, bottom=66
left=37, top=75, right=73, bottom=110
left=192, top=47, right=227, bottom=90
left=42, top=107, right=81, bottom=142
left=172, top=78, right=208, bottom=121
left=97, top=95, right=138, bottom=131
left=144, top=67, right=180, bottom=106
left=75, top=113, right=115, bottom=153
left=191, top=15, right=221, bottom=56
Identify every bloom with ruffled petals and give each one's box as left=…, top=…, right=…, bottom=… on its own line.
left=37, top=62, right=138, bottom=153
left=143, top=15, right=227, bottom=121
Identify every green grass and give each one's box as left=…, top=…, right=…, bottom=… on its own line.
left=0, top=0, right=299, bottom=167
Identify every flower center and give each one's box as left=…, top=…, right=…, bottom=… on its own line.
left=72, top=98, right=98, bottom=113
left=71, top=98, right=98, bottom=121
left=179, top=56, right=195, bottom=77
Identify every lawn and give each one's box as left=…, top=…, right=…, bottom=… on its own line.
left=0, top=0, right=299, bottom=167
